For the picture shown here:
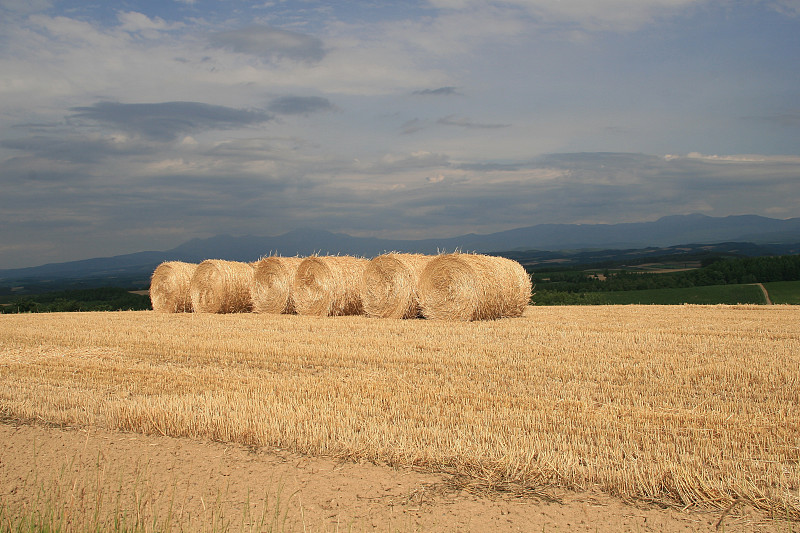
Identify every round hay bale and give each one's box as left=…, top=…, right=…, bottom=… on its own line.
left=418, top=253, right=532, bottom=321
left=361, top=253, right=433, bottom=319
left=292, top=256, right=368, bottom=316
left=150, top=261, right=197, bottom=313
left=190, top=259, right=254, bottom=313
left=251, top=256, right=304, bottom=314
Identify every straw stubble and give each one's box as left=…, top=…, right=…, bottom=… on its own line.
left=2, top=306, right=797, bottom=519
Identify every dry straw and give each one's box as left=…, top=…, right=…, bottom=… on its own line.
left=292, top=255, right=368, bottom=316
left=418, top=253, right=532, bottom=321
left=149, top=261, right=197, bottom=313
left=190, top=259, right=254, bottom=313
left=251, top=256, right=304, bottom=314
left=361, top=253, right=433, bottom=319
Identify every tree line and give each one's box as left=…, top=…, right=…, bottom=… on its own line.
left=1, top=287, right=151, bottom=313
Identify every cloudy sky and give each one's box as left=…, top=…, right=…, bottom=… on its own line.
left=1, top=0, right=799, bottom=268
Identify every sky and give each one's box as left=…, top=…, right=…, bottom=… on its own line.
left=1, top=0, right=799, bottom=269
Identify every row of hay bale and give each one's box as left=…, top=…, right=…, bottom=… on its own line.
left=150, top=253, right=532, bottom=321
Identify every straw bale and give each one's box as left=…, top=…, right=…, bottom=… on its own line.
left=292, top=256, right=368, bottom=316
left=149, top=261, right=197, bottom=313
left=251, top=256, right=304, bottom=314
left=361, top=253, right=433, bottom=319
left=190, top=259, right=254, bottom=313
left=418, top=253, right=532, bottom=321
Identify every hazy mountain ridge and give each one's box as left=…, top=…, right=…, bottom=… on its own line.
left=2, top=214, right=799, bottom=285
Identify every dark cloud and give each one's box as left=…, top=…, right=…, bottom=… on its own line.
left=437, top=115, right=510, bottom=129
left=2, top=135, right=150, bottom=163
left=267, top=96, right=335, bottom=116
left=209, top=26, right=326, bottom=63
left=413, top=86, right=460, bottom=96
left=3, top=146, right=799, bottom=269
left=69, top=101, right=273, bottom=141
left=456, top=162, right=521, bottom=171
left=400, top=118, right=425, bottom=135
left=756, top=110, right=800, bottom=128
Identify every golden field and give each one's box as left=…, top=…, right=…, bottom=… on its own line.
left=1, top=305, right=798, bottom=519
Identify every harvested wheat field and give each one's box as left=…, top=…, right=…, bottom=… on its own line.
left=1, top=305, right=798, bottom=531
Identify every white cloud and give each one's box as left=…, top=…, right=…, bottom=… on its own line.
left=117, top=11, right=182, bottom=33
left=769, top=0, right=800, bottom=16
left=666, top=152, right=800, bottom=163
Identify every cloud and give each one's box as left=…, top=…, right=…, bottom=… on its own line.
left=769, top=0, right=800, bottom=16
left=117, top=11, right=180, bottom=33
left=427, top=0, right=704, bottom=32
left=413, top=86, right=461, bottom=96
left=437, top=115, right=511, bottom=129
left=209, top=26, right=326, bottom=63
left=69, top=101, right=273, bottom=141
left=756, top=110, right=800, bottom=128
left=2, top=135, right=150, bottom=164
left=1, top=2, right=799, bottom=269
left=456, top=162, right=522, bottom=171
left=665, top=152, right=800, bottom=164
left=0, top=0, right=52, bottom=15
left=357, top=151, right=451, bottom=174
left=2, top=146, right=800, bottom=268
left=400, top=118, right=426, bottom=135
left=267, top=96, right=335, bottom=116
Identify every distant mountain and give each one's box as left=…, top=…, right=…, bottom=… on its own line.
left=2, top=214, right=799, bottom=290
left=501, top=241, right=800, bottom=269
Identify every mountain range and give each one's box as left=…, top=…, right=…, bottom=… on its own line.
left=2, top=214, right=799, bottom=290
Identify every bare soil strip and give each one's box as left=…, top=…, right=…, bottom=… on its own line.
left=1, top=422, right=790, bottom=532
left=755, top=283, right=773, bottom=304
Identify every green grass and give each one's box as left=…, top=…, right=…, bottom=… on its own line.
left=591, top=283, right=767, bottom=305
left=763, top=281, right=800, bottom=304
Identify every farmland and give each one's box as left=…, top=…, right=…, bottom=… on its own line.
left=1, top=305, right=798, bottom=530
left=581, top=283, right=768, bottom=305
left=765, top=281, right=800, bottom=304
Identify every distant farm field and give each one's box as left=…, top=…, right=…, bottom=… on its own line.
left=764, top=281, right=800, bottom=304
left=1, top=306, right=798, bottom=520
left=590, top=283, right=767, bottom=305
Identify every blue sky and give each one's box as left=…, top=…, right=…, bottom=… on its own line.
left=0, top=0, right=798, bottom=268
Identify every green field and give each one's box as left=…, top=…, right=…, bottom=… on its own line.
left=763, top=280, right=800, bottom=304
left=588, top=283, right=767, bottom=305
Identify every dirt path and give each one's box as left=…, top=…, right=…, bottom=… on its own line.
left=1, top=422, right=792, bottom=532
left=755, top=282, right=773, bottom=304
